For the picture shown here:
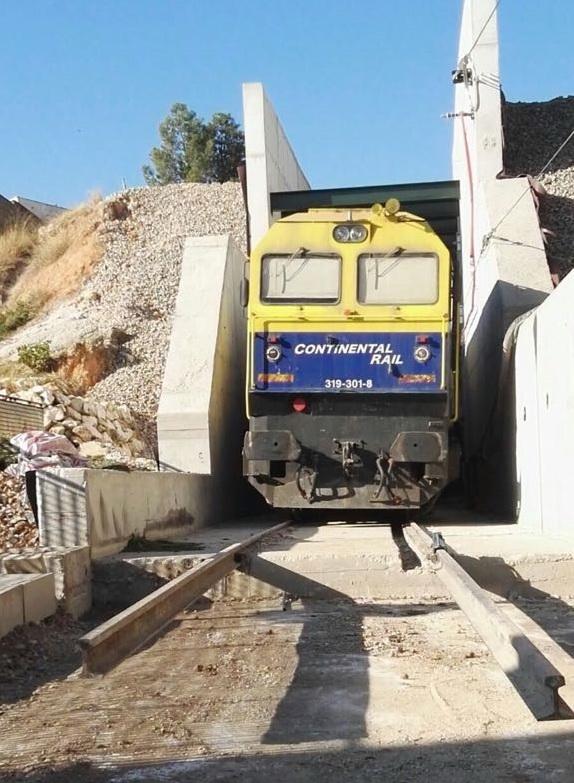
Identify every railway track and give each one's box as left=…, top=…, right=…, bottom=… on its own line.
left=79, top=520, right=568, bottom=721
left=2, top=517, right=574, bottom=781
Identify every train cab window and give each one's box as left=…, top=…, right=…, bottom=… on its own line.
left=357, top=252, right=439, bottom=305
left=261, top=254, right=341, bottom=303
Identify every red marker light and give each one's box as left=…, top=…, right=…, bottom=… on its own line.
left=292, top=397, right=307, bottom=413
left=416, top=335, right=429, bottom=344
left=268, top=334, right=279, bottom=343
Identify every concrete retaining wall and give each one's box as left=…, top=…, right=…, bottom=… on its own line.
left=37, top=467, right=234, bottom=559
left=452, top=0, right=552, bottom=510
left=157, top=234, right=246, bottom=479
left=513, top=272, right=574, bottom=535
left=243, top=82, right=310, bottom=248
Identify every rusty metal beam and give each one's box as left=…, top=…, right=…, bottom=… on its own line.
left=79, top=523, right=289, bottom=675
left=404, top=523, right=566, bottom=721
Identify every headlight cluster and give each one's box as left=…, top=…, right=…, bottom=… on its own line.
left=413, top=345, right=431, bottom=363
left=265, top=344, right=282, bottom=363
left=332, top=224, right=367, bottom=243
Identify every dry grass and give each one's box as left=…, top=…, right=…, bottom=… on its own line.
left=0, top=220, right=38, bottom=297
left=7, top=196, right=103, bottom=310
left=0, top=359, right=61, bottom=392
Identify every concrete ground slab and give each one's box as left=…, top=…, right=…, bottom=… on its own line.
left=103, top=513, right=574, bottom=601
left=2, top=596, right=574, bottom=781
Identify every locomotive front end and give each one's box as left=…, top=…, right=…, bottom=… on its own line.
left=243, top=202, right=459, bottom=510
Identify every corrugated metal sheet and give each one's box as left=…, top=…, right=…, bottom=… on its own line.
left=0, top=396, right=45, bottom=439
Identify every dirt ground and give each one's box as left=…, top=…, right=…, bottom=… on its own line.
left=2, top=594, right=574, bottom=782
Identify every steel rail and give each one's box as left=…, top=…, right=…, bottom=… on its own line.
left=79, top=522, right=289, bottom=676
left=404, top=523, right=566, bottom=720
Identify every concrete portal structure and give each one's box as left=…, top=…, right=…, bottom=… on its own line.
left=242, top=83, right=310, bottom=248
left=452, top=0, right=553, bottom=511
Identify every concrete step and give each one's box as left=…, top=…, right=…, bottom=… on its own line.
left=0, top=572, right=57, bottom=639
left=0, top=546, right=91, bottom=618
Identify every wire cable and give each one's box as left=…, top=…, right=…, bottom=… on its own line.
left=487, top=125, right=574, bottom=241
left=491, top=234, right=573, bottom=268
left=464, top=0, right=501, bottom=60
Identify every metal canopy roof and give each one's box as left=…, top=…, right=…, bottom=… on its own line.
left=270, top=180, right=460, bottom=251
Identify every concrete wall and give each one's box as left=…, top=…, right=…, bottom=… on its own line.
left=0, top=573, right=57, bottom=638
left=39, top=235, right=252, bottom=555
left=1, top=546, right=91, bottom=618
left=243, top=82, right=310, bottom=248
left=513, top=272, right=574, bottom=535
left=157, top=234, right=246, bottom=479
left=38, top=467, right=231, bottom=558
left=452, top=0, right=552, bottom=508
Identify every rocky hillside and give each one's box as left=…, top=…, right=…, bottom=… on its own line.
left=503, top=96, right=574, bottom=278
left=0, top=182, right=246, bottom=453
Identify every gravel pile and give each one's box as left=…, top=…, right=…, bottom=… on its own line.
left=0, top=474, right=38, bottom=551
left=503, top=96, right=574, bottom=276
left=83, top=182, right=246, bottom=437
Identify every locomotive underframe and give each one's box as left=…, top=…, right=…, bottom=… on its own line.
left=243, top=393, right=454, bottom=509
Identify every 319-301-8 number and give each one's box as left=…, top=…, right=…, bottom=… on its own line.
left=324, top=379, right=374, bottom=390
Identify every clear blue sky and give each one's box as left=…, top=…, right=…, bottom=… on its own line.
left=2, top=0, right=573, bottom=207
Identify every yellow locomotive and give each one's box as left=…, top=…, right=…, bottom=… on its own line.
left=242, top=198, right=460, bottom=510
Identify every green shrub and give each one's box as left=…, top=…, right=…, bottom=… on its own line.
left=0, top=300, right=35, bottom=338
left=17, top=341, right=54, bottom=372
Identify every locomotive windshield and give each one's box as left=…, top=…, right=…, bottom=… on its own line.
left=261, top=254, right=341, bottom=303
left=357, top=252, right=439, bottom=305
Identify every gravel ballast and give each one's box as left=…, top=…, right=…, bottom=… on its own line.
left=503, top=96, right=574, bottom=276
left=84, top=182, right=246, bottom=431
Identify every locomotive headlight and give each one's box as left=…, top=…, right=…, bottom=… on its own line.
left=333, top=224, right=367, bottom=243
left=414, top=344, right=431, bottom=363
left=349, top=224, right=367, bottom=242
left=265, top=344, right=282, bottom=363
left=333, top=225, right=350, bottom=242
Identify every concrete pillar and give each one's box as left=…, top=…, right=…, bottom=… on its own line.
left=452, top=0, right=552, bottom=510
left=242, top=82, right=310, bottom=248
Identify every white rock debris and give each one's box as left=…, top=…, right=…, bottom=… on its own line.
left=1, top=385, right=148, bottom=461
left=83, top=182, right=247, bottom=437
left=0, top=182, right=247, bottom=446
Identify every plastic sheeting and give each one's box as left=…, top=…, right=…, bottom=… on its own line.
left=6, top=431, right=87, bottom=477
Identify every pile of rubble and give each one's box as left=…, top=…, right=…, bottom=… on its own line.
left=1, top=384, right=149, bottom=461
left=0, top=474, right=37, bottom=551
left=0, top=182, right=246, bottom=442
left=503, top=96, right=574, bottom=277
